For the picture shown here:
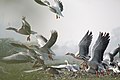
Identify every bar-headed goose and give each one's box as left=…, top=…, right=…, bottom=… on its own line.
left=6, top=16, right=37, bottom=41
left=86, top=32, right=110, bottom=77
left=10, top=30, right=58, bottom=61
left=66, top=30, right=92, bottom=61
left=34, top=0, right=64, bottom=19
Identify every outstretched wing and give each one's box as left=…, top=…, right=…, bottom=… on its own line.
left=36, top=35, right=48, bottom=47
left=91, top=32, right=110, bottom=63
left=42, top=30, right=58, bottom=48
left=10, top=42, right=40, bottom=57
left=56, top=0, right=63, bottom=11
left=21, top=17, right=31, bottom=34
left=10, top=42, right=30, bottom=49
left=34, top=0, right=49, bottom=6
left=112, top=46, right=120, bottom=57
left=78, top=30, right=92, bottom=58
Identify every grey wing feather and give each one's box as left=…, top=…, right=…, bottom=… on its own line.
left=22, top=18, right=31, bottom=33
left=42, top=30, right=58, bottom=48
left=39, top=35, right=48, bottom=43
left=36, top=35, right=48, bottom=47
left=10, top=42, right=29, bottom=49
left=34, top=0, right=48, bottom=6
left=91, top=32, right=110, bottom=63
left=58, top=0, right=63, bottom=11
left=79, top=30, right=93, bottom=57
left=112, top=46, right=120, bottom=57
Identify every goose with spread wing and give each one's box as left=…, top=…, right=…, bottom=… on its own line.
left=34, top=0, right=64, bottom=19
left=36, top=34, right=55, bottom=56
left=66, top=30, right=92, bottom=61
left=10, top=30, right=58, bottom=61
left=36, top=30, right=58, bottom=60
left=6, top=16, right=37, bottom=41
left=4, top=42, right=45, bottom=67
left=86, top=32, right=110, bottom=76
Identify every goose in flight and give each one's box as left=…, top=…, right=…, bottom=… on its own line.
left=108, top=44, right=120, bottom=63
left=36, top=34, right=56, bottom=56
left=4, top=43, right=45, bottom=67
left=6, top=16, right=37, bottom=41
left=66, top=30, right=92, bottom=61
left=34, top=0, right=64, bottom=19
left=86, top=32, right=110, bottom=77
left=10, top=30, right=58, bottom=61
left=34, top=0, right=49, bottom=6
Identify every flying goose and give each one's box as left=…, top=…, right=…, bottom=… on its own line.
left=86, top=32, right=110, bottom=77
left=66, top=30, right=92, bottom=61
left=34, top=0, right=64, bottom=19
left=6, top=16, right=37, bottom=41
left=10, top=30, right=58, bottom=61
left=36, top=34, right=55, bottom=55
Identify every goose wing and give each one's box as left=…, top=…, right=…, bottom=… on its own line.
left=54, top=0, right=63, bottom=11
left=42, top=30, right=58, bottom=48
left=112, top=46, right=120, bottom=57
left=91, top=32, right=110, bottom=63
left=36, top=35, right=48, bottom=47
left=24, top=67, right=43, bottom=73
left=21, top=17, right=31, bottom=34
left=34, top=0, right=49, bottom=6
left=10, top=42, right=40, bottom=58
left=78, top=30, right=92, bottom=58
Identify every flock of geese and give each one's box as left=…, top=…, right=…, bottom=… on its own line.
left=1, top=0, right=120, bottom=78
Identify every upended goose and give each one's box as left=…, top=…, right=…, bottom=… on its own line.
left=66, top=30, right=92, bottom=61
left=6, top=16, right=37, bottom=41
left=34, top=0, right=64, bottom=19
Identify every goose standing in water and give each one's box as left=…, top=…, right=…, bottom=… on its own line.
left=66, top=30, right=92, bottom=61
left=6, top=16, right=37, bottom=41
left=34, top=0, right=64, bottom=19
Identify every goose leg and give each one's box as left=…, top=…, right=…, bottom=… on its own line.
left=27, top=35, right=30, bottom=41
left=96, top=70, right=99, bottom=77
left=48, top=54, right=53, bottom=60
left=101, top=70, right=104, bottom=76
left=106, top=68, right=110, bottom=75
left=56, top=15, right=59, bottom=19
